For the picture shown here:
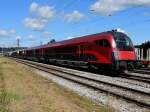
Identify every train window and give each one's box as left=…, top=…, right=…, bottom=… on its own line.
left=60, top=46, right=77, bottom=53
left=113, top=32, right=133, bottom=51
left=103, top=40, right=110, bottom=47
left=99, top=40, right=104, bottom=46
left=94, top=39, right=110, bottom=48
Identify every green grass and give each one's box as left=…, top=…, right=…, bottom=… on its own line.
left=0, top=92, right=20, bottom=102
left=0, top=62, right=20, bottom=112
left=54, top=84, right=111, bottom=112
left=0, top=92, right=20, bottom=112
left=0, top=106, right=8, bottom=112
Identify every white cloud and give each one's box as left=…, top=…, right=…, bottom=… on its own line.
left=24, top=2, right=55, bottom=31
left=116, top=28, right=130, bottom=35
left=38, top=6, right=54, bottom=20
left=66, top=36, right=75, bottom=40
left=24, top=18, right=48, bottom=31
left=90, top=0, right=150, bottom=16
left=30, top=2, right=38, bottom=13
left=30, top=2, right=54, bottom=20
left=28, top=35, right=36, bottom=41
left=0, top=29, right=15, bottom=37
left=63, top=10, right=84, bottom=23
left=42, top=31, right=51, bottom=38
left=10, top=29, right=15, bottom=34
left=16, top=35, right=21, bottom=40
left=0, top=30, right=9, bottom=37
left=144, top=12, right=150, bottom=16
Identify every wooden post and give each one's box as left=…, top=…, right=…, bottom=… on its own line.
left=147, top=49, right=148, bottom=61
left=149, top=48, right=150, bottom=61
left=141, top=49, right=143, bottom=60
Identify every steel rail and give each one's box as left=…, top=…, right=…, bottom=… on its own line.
left=120, top=74, right=150, bottom=84
left=133, top=69, right=150, bottom=75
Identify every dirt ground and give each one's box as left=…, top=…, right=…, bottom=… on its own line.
left=0, top=57, right=111, bottom=112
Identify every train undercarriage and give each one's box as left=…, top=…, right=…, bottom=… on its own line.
left=14, top=55, right=135, bottom=74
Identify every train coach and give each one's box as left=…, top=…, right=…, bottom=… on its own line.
left=11, top=30, right=136, bottom=72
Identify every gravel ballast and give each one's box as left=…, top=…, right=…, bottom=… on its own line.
left=34, top=69, right=149, bottom=112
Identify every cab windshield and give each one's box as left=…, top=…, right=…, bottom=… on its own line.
left=113, top=32, right=133, bottom=51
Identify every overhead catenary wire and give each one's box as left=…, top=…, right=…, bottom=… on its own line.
left=69, top=4, right=150, bottom=37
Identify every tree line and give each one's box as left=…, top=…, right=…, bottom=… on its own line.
left=0, top=47, right=27, bottom=53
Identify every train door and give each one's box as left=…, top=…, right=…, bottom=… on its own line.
left=78, top=43, right=91, bottom=61
left=78, top=44, right=84, bottom=60
left=94, top=39, right=111, bottom=63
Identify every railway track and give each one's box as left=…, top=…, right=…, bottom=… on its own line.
left=133, top=69, right=150, bottom=75
left=138, top=68, right=150, bottom=71
left=10, top=57, right=150, bottom=109
left=121, top=72, right=150, bottom=84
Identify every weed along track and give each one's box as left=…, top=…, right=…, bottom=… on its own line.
left=0, top=62, right=9, bottom=111
left=0, top=62, right=18, bottom=112
left=11, top=58, right=150, bottom=110
left=0, top=57, right=111, bottom=112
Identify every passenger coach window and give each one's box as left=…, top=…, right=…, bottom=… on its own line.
left=94, top=39, right=110, bottom=48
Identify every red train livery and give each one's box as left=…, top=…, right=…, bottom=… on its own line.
left=11, top=30, right=136, bottom=72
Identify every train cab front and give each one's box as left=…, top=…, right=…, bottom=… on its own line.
left=111, top=31, right=136, bottom=72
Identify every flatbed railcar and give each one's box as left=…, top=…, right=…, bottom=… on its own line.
left=142, top=61, right=150, bottom=67
left=135, top=47, right=150, bottom=67
left=136, top=60, right=150, bottom=68
left=11, top=30, right=136, bottom=72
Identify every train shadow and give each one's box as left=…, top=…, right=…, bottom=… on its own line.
left=46, top=62, right=120, bottom=77
left=20, top=58, right=122, bottom=78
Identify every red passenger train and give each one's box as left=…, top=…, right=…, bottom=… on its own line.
left=11, top=30, right=136, bottom=72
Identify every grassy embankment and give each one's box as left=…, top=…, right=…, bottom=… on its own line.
left=0, top=57, right=114, bottom=112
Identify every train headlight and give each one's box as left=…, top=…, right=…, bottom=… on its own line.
left=112, top=40, right=116, bottom=48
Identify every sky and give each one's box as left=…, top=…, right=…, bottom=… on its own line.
left=0, top=0, right=150, bottom=47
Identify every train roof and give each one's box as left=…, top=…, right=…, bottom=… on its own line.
left=34, top=31, right=113, bottom=49
left=24, top=30, right=126, bottom=51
